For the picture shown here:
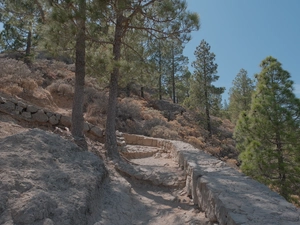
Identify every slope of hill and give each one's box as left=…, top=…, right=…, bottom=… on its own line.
left=0, top=57, right=238, bottom=168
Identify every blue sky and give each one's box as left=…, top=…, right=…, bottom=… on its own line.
left=184, top=0, right=300, bottom=101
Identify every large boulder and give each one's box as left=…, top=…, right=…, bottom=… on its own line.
left=0, top=129, right=107, bottom=225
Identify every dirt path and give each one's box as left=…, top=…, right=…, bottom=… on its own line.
left=93, top=153, right=210, bottom=225
left=129, top=156, right=209, bottom=225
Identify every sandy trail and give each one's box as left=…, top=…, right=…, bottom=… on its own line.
left=94, top=152, right=210, bottom=225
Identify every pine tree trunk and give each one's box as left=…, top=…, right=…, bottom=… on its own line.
left=141, top=86, right=144, bottom=98
left=126, top=83, right=131, bottom=97
left=158, top=48, right=162, bottom=100
left=105, top=13, right=123, bottom=159
left=24, top=28, right=32, bottom=65
left=172, top=44, right=176, bottom=103
left=276, top=131, right=288, bottom=199
left=71, top=0, right=87, bottom=149
left=205, top=88, right=212, bottom=137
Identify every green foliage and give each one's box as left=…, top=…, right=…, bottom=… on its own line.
left=0, top=0, right=45, bottom=62
left=186, top=39, right=224, bottom=136
left=234, top=56, right=300, bottom=202
left=228, top=69, right=255, bottom=123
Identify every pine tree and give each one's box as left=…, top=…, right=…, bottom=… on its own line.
left=175, top=67, right=191, bottom=104
left=104, top=0, right=199, bottom=159
left=166, top=40, right=189, bottom=103
left=189, top=39, right=224, bottom=137
left=47, top=0, right=109, bottom=149
left=0, top=0, right=45, bottom=63
left=234, top=56, right=300, bottom=201
left=228, top=69, right=255, bottom=123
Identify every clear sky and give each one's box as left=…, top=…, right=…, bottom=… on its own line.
left=184, top=0, right=300, bottom=101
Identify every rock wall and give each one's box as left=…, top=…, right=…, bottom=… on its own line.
left=123, top=134, right=300, bottom=225
left=0, top=95, right=104, bottom=140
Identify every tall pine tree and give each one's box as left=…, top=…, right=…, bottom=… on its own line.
left=228, top=69, right=254, bottom=123
left=234, top=56, right=300, bottom=202
left=104, top=0, right=199, bottom=159
left=0, top=0, right=45, bottom=63
left=188, top=39, right=224, bottom=137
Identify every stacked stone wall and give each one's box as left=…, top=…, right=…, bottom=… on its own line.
left=0, top=96, right=104, bottom=140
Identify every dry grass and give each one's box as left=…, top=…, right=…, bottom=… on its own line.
left=149, top=125, right=179, bottom=140
left=46, top=81, right=74, bottom=97
left=0, top=58, right=42, bottom=95
left=117, top=98, right=142, bottom=121
left=185, top=136, right=206, bottom=149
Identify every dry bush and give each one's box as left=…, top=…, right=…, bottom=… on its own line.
left=149, top=125, right=179, bottom=140
left=117, top=98, right=141, bottom=121
left=141, top=108, right=166, bottom=121
left=32, top=59, right=72, bottom=81
left=86, top=103, right=103, bottom=118
left=143, top=117, right=168, bottom=134
left=177, top=115, right=189, bottom=127
left=0, top=58, right=42, bottom=95
left=3, top=84, right=23, bottom=96
left=67, top=64, right=75, bottom=72
left=46, top=82, right=60, bottom=94
left=19, top=78, right=38, bottom=93
left=46, top=80, right=74, bottom=97
left=205, top=145, right=222, bottom=156
left=57, top=83, right=73, bottom=96
left=84, top=89, right=108, bottom=114
left=185, top=136, right=206, bottom=149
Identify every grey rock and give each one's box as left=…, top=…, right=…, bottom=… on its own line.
left=0, top=101, right=16, bottom=112
left=32, top=109, right=48, bottom=123
left=43, top=218, right=54, bottom=225
left=90, top=126, right=103, bottom=137
left=46, top=112, right=53, bottom=117
left=60, top=115, right=71, bottom=127
left=16, top=106, right=24, bottom=113
left=0, top=96, right=6, bottom=103
left=27, top=105, right=39, bottom=113
left=83, top=122, right=90, bottom=132
left=21, top=111, right=32, bottom=119
left=49, top=115, right=59, bottom=125
left=11, top=191, right=57, bottom=224
left=0, top=129, right=107, bottom=225
left=17, top=101, right=27, bottom=109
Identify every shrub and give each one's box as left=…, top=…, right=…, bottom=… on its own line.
left=57, top=83, right=73, bottom=96
left=46, top=80, right=73, bottom=97
left=149, top=125, right=179, bottom=140
left=3, top=84, right=23, bottom=96
left=143, top=117, right=168, bottom=134
left=0, top=58, right=42, bottom=95
left=185, top=136, right=205, bottom=149
left=20, top=78, right=38, bottom=93
left=117, top=98, right=141, bottom=121
left=84, top=89, right=108, bottom=114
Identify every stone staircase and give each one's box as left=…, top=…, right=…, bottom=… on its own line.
left=123, top=134, right=300, bottom=225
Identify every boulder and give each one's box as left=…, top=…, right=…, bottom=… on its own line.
left=0, top=129, right=107, bottom=225
left=32, top=109, right=48, bottom=123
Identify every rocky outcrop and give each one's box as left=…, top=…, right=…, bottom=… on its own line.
left=0, top=129, right=107, bottom=225
left=0, top=95, right=104, bottom=140
left=123, top=134, right=300, bottom=225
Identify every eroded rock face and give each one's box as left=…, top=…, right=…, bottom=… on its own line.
left=0, top=129, right=107, bottom=225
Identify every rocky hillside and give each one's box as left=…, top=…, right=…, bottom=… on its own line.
left=0, top=57, right=238, bottom=168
